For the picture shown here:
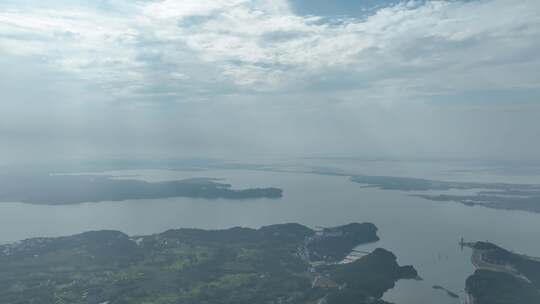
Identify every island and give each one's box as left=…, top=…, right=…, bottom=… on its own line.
left=414, top=193, right=540, bottom=213
left=463, top=241, right=540, bottom=304
left=0, top=223, right=417, bottom=304
left=350, top=175, right=540, bottom=213
left=0, top=174, right=282, bottom=205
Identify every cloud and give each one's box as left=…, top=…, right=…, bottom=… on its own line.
left=1, top=0, right=539, bottom=100
left=0, top=0, right=539, bottom=160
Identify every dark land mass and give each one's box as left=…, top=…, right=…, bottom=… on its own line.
left=414, top=194, right=540, bottom=213
left=321, top=249, right=417, bottom=303
left=350, top=175, right=540, bottom=213
left=0, top=223, right=416, bottom=304
left=350, top=175, right=540, bottom=192
left=466, top=242, right=540, bottom=304
left=0, top=175, right=282, bottom=205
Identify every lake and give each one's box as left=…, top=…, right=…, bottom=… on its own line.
left=1, top=160, right=540, bottom=304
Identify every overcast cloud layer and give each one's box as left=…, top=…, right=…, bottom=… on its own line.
left=1, top=0, right=539, bottom=162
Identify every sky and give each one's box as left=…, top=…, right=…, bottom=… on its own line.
left=0, top=0, right=539, bottom=162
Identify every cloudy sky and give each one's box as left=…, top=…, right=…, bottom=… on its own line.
left=1, top=0, right=539, bottom=162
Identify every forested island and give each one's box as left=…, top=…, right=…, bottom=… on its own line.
left=0, top=223, right=416, bottom=304
left=465, top=242, right=540, bottom=304
left=0, top=174, right=282, bottom=205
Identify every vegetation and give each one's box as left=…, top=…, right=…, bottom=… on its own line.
left=466, top=270, right=540, bottom=304
left=324, top=248, right=418, bottom=303
left=0, top=223, right=416, bottom=304
left=466, top=242, right=540, bottom=304
left=0, top=175, right=282, bottom=205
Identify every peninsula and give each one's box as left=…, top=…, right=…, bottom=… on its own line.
left=0, top=174, right=282, bottom=205
left=0, top=223, right=416, bottom=304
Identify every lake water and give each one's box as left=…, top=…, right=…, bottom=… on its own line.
left=1, top=160, right=540, bottom=304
